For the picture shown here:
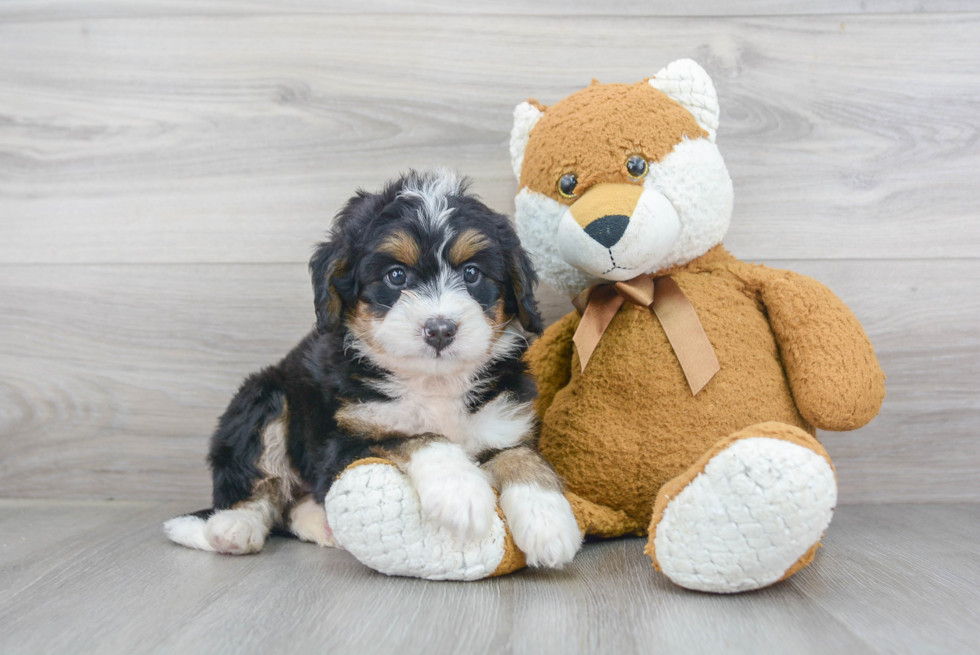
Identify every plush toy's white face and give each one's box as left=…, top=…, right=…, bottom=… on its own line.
left=510, top=59, right=734, bottom=298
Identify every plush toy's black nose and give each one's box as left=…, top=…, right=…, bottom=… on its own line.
left=424, top=318, right=457, bottom=352
left=584, top=214, right=630, bottom=248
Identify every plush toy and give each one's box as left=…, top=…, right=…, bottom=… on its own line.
left=324, top=59, right=885, bottom=592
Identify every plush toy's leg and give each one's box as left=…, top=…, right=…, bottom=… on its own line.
left=324, top=458, right=526, bottom=581
left=646, top=422, right=836, bottom=593
left=565, top=492, right=645, bottom=538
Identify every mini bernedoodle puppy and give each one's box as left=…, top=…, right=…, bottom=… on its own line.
left=165, top=170, right=583, bottom=568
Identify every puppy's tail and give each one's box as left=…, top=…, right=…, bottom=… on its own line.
left=163, top=508, right=216, bottom=551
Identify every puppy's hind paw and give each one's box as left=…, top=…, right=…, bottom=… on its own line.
left=205, top=508, right=269, bottom=555
left=500, top=484, right=583, bottom=568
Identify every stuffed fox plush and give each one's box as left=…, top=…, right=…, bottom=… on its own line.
left=510, top=59, right=886, bottom=592
left=323, top=59, right=885, bottom=593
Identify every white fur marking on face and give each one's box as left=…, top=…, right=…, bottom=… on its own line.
left=362, top=268, right=494, bottom=378
left=510, top=101, right=544, bottom=179
left=498, top=483, right=582, bottom=568
left=406, top=441, right=497, bottom=540
left=399, top=168, right=463, bottom=229
left=204, top=499, right=275, bottom=555
left=163, top=515, right=214, bottom=552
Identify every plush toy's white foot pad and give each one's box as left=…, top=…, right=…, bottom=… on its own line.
left=324, top=463, right=507, bottom=581
left=653, top=437, right=837, bottom=593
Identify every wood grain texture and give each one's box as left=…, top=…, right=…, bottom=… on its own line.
left=2, top=0, right=977, bottom=21
left=1, top=0, right=978, bottom=20
left=1, top=259, right=976, bottom=503
left=1, top=500, right=978, bottom=654
left=2, top=13, right=980, bottom=262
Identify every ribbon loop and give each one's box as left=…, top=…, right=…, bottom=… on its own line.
left=614, top=275, right=655, bottom=307
left=571, top=274, right=720, bottom=396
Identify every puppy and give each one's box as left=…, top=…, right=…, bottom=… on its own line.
left=164, top=170, right=582, bottom=568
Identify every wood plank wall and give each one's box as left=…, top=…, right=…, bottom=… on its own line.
left=1, top=1, right=977, bottom=504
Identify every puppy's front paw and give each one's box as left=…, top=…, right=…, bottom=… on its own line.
left=499, top=484, right=582, bottom=568
left=408, top=443, right=497, bottom=541
left=205, top=509, right=268, bottom=555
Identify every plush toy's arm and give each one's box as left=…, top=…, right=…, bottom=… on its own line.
left=751, top=266, right=886, bottom=431
left=525, top=311, right=580, bottom=418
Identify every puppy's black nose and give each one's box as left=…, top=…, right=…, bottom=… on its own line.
left=584, top=214, right=630, bottom=248
left=424, top=318, right=457, bottom=352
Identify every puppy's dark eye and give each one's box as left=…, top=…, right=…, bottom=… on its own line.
left=385, top=267, right=407, bottom=288
left=626, top=155, right=648, bottom=180
left=557, top=173, right=578, bottom=199
left=462, top=265, right=481, bottom=284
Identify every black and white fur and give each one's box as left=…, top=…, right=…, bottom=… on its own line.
left=164, top=170, right=582, bottom=568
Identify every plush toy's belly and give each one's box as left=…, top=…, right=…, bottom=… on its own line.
left=538, top=271, right=810, bottom=527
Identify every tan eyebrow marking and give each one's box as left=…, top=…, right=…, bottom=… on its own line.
left=378, top=230, right=420, bottom=266
left=448, top=228, right=490, bottom=266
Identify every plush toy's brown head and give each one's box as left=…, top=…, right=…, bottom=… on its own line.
left=510, top=59, right=734, bottom=297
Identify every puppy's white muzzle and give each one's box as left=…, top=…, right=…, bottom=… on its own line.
left=557, top=183, right=680, bottom=281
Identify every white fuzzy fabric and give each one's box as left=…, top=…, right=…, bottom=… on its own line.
left=557, top=186, right=681, bottom=281
left=641, top=137, right=733, bottom=274
left=510, top=101, right=544, bottom=179
left=498, top=483, right=582, bottom=568
left=163, top=515, right=214, bottom=552
left=653, top=437, right=837, bottom=593
left=325, top=463, right=507, bottom=581
left=514, top=187, right=600, bottom=298
left=650, top=59, right=720, bottom=142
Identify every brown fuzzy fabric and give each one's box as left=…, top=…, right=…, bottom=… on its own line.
left=519, top=81, right=707, bottom=203
left=526, top=245, right=885, bottom=532
left=489, top=505, right=528, bottom=577
left=565, top=491, right=644, bottom=538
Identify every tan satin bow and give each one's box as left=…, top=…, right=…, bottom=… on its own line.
left=571, top=275, right=720, bottom=395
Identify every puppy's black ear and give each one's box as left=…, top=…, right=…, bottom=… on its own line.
left=309, top=238, right=352, bottom=334
left=505, top=242, right=544, bottom=336
left=310, top=189, right=388, bottom=333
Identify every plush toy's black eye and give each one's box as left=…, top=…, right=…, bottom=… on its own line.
left=557, top=173, right=578, bottom=199
left=463, top=265, right=481, bottom=284
left=385, top=267, right=407, bottom=288
left=626, top=155, right=648, bottom=180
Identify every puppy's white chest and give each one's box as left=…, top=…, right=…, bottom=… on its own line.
left=340, top=383, right=535, bottom=456
left=386, top=392, right=467, bottom=441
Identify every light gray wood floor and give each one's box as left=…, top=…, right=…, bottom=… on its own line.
left=1, top=500, right=977, bottom=655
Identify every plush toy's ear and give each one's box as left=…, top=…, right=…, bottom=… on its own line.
left=309, top=237, right=354, bottom=334
left=510, top=100, right=545, bottom=181
left=649, top=59, right=720, bottom=142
